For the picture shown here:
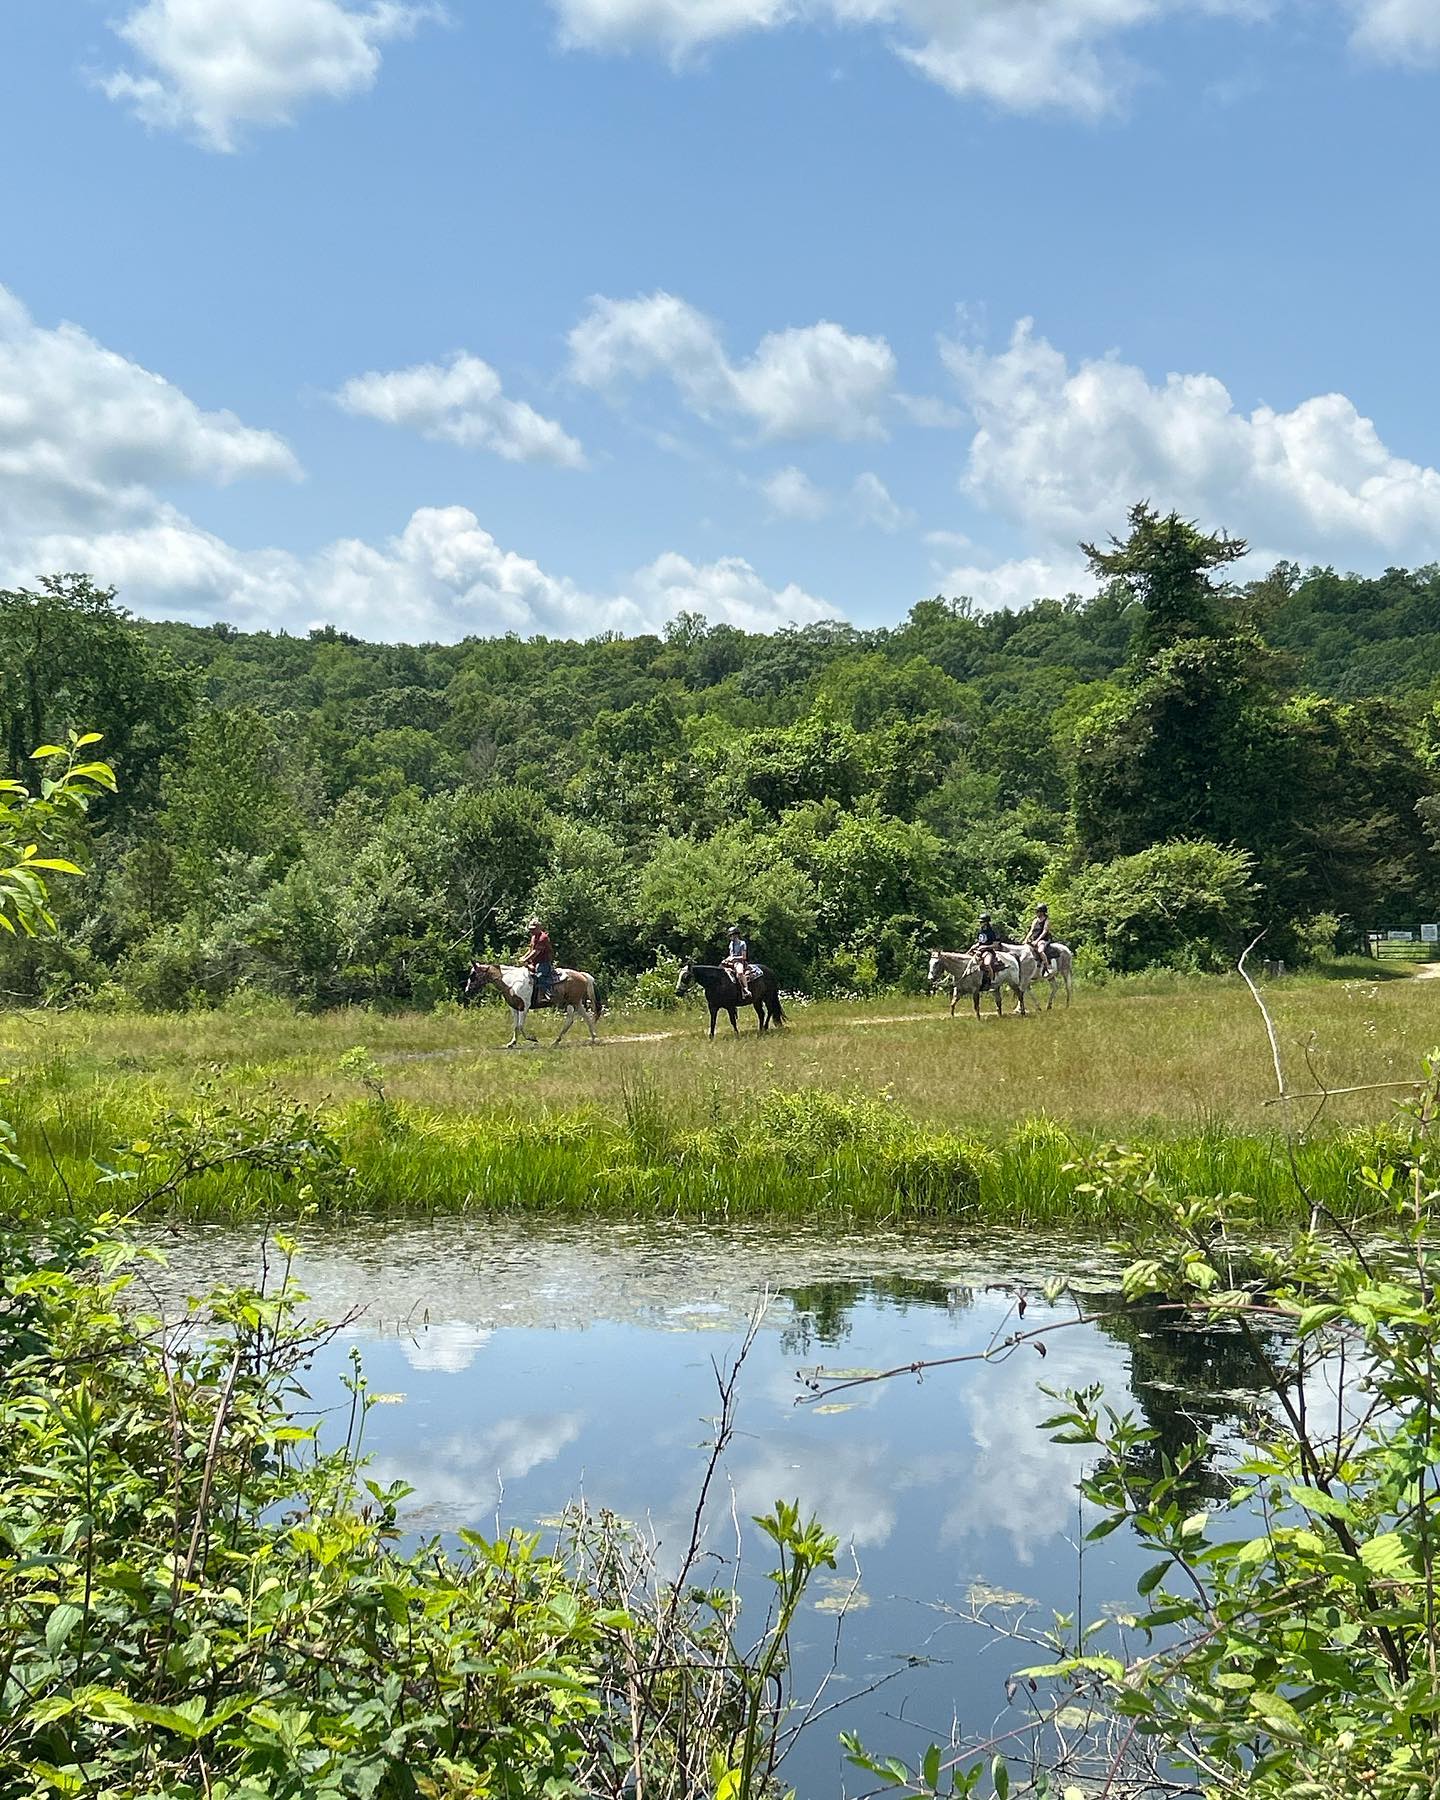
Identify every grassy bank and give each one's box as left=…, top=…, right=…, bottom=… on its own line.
left=5, top=964, right=1435, bottom=1130
left=3, top=970, right=1434, bottom=1226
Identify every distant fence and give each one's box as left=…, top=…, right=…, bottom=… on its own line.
left=1367, top=926, right=1440, bottom=963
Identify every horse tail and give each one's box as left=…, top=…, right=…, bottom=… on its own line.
left=766, top=969, right=786, bottom=1025
left=588, top=974, right=605, bottom=1019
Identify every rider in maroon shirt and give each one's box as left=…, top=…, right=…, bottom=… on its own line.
left=523, top=917, right=555, bottom=999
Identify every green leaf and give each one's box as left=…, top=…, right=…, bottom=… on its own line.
left=991, top=1754, right=1010, bottom=1800
left=1248, top=1691, right=1303, bottom=1739
left=45, top=1601, right=83, bottom=1655
left=1359, top=1532, right=1417, bottom=1580
left=1295, top=1303, right=1344, bottom=1337
left=132, top=1699, right=209, bottom=1739
left=922, top=1745, right=942, bottom=1790
left=1289, top=1484, right=1351, bottom=1521
left=1136, top=1558, right=1171, bottom=1596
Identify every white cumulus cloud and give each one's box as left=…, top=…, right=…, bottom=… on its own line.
left=18, top=510, right=834, bottom=643
left=100, top=0, right=441, bottom=151
left=931, top=553, right=1096, bottom=612
left=568, top=291, right=896, bottom=441
left=335, top=353, right=586, bottom=467
left=0, top=284, right=298, bottom=538
left=550, top=0, right=1280, bottom=116
left=942, top=316, right=1440, bottom=564
left=1349, top=0, right=1440, bottom=63
left=760, top=466, right=832, bottom=520
left=850, top=470, right=912, bottom=531
left=629, top=549, right=836, bottom=632
left=553, top=0, right=790, bottom=55
left=0, top=284, right=828, bottom=643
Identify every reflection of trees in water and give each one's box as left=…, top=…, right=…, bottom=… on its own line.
left=779, top=1276, right=965, bottom=1354
left=1093, top=1298, right=1281, bottom=1501
left=778, top=1278, right=1280, bottom=1503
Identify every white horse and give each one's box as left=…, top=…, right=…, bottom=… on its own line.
left=464, top=961, right=603, bottom=1049
left=927, top=946, right=1036, bottom=1017
left=1025, top=940, right=1074, bottom=1009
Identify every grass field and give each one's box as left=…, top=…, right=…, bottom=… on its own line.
left=2, top=966, right=1436, bottom=1225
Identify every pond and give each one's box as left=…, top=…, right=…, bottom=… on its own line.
left=150, top=1220, right=1273, bottom=1793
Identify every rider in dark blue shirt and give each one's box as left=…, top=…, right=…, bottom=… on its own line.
left=972, top=913, right=1002, bottom=986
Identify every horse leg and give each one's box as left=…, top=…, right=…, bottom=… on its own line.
left=753, top=998, right=767, bottom=1032
left=551, top=1006, right=576, bottom=1049
left=1046, top=972, right=1056, bottom=1011
left=709, top=1002, right=719, bottom=1039
left=504, top=1006, right=522, bottom=1049
left=1017, top=985, right=1028, bottom=1017
left=972, top=991, right=981, bottom=1020
left=582, top=1004, right=598, bottom=1043
left=950, top=986, right=959, bottom=1018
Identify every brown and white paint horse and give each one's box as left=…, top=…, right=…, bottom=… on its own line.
left=463, top=962, right=604, bottom=1048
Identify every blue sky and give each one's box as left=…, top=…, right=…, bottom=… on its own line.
left=2, top=1, right=1438, bottom=640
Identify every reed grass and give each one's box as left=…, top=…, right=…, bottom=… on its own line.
left=2, top=970, right=1433, bottom=1226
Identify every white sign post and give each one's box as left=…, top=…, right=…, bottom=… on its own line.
left=1423, top=923, right=1439, bottom=944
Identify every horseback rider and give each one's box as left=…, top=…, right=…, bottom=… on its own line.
left=722, top=923, right=753, bottom=1000
left=1025, top=903, right=1055, bottom=970
left=971, top=912, right=1002, bottom=987
left=521, top=916, right=556, bottom=1003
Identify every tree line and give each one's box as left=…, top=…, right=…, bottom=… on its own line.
left=3, top=503, right=1439, bottom=1009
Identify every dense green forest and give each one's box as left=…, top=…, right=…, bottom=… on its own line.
left=4, top=505, right=1440, bottom=1009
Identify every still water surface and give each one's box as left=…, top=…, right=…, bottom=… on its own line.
left=153, top=1221, right=1266, bottom=1793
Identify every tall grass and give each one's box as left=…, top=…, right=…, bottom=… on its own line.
left=3, top=1080, right=1413, bottom=1229
left=2, top=973, right=1432, bottom=1227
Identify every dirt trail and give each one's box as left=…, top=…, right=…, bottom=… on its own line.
left=1411, top=961, right=1440, bottom=981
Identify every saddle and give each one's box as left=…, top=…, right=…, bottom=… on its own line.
left=530, top=968, right=570, bottom=1008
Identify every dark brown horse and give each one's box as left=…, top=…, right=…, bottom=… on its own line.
left=675, top=962, right=786, bottom=1037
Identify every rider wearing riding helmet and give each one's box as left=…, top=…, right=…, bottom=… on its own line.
left=522, top=916, right=556, bottom=1000
left=972, top=912, right=1002, bottom=986
left=1026, top=903, right=1055, bottom=969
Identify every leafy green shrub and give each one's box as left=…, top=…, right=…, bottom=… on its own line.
left=758, top=1087, right=906, bottom=1169
left=0, top=1222, right=831, bottom=1799
left=1049, top=839, right=1256, bottom=973
left=627, top=952, right=685, bottom=1010
left=120, top=917, right=236, bottom=1010
left=813, top=945, right=881, bottom=998
left=1291, top=910, right=1342, bottom=963
left=883, top=1133, right=991, bottom=1212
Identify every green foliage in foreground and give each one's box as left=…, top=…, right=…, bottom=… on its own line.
left=0, top=1211, right=840, bottom=1800
left=847, top=1106, right=1440, bottom=1800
